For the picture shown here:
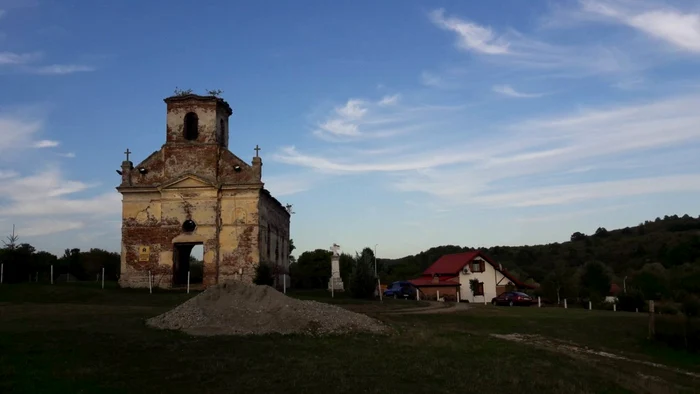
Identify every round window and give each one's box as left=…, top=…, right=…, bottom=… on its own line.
left=182, top=219, right=197, bottom=232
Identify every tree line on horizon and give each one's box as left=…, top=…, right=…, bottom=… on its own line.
left=0, top=229, right=120, bottom=284
left=290, top=215, right=700, bottom=303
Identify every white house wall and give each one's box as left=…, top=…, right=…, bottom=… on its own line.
left=458, top=257, right=510, bottom=302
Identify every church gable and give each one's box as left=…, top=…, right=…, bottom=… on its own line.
left=218, top=149, right=261, bottom=185
left=125, top=149, right=165, bottom=187
left=161, top=174, right=215, bottom=189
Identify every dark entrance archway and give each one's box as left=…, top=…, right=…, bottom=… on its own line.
left=172, top=243, right=203, bottom=287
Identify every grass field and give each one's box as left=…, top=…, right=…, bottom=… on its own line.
left=1, top=283, right=698, bottom=394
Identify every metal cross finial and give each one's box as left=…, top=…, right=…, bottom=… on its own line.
left=254, top=145, right=261, bottom=157
left=124, top=148, right=132, bottom=161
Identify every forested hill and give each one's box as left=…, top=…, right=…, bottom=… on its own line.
left=379, top=214, right=700, bottom=284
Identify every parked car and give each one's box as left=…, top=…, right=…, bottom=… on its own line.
left=491, top=291, right=534, bottom=306
left=383, top=281, right=417, bottom=299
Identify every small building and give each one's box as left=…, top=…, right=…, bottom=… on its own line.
left=605, top=283, right=622, bottom=303
left=116, top=93, right=291, bottom=289
left=409, top=251, right=535, bottom=302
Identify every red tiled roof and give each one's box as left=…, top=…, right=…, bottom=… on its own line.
left=422, top=251, right=481, bottom=276
left=408, top=275, right=460, bottom=287
left=417, top=250, right=535, bottom=290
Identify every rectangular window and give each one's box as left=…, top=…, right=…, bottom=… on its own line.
left=475, top=282, right=484, bottom=296
left=472, top=261, right=483, bottom=273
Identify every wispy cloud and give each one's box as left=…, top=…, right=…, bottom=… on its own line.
left=309, top=94, right=449, bottom=143
left=579, top=0, right=700, bottom=53
left=57, top=152, right=76, bottom=158
left=429, top=8, right=510, bottom=55
left=20, top=220, right=85, bottom=237
left=32, top=139, right=59, bottom=148
left=492, top=84, right=545, bottom=98
left=0, top=167, right=119, bottom=218
left=427, top=7, right=637, bottom=78
left=0, top=111, right=48, bottom=154
left=378, top=94, right=400, bottom=106
left=515, top=204, right=635, bottom=223
left=31, top=64, right=95, bottom=75
left=276, top=91, right=700, bottom=207
left=0, top=51, right=41, bottom=65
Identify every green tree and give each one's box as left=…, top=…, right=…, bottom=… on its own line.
left=541, top=261, right=575, bottom=304
left=570, top=232, right=587, bottom=242
left=632, top=263, right=669, bottom=300
left=290, top=249, right=331, bottom=289
left=288, top=239, right=297, bottom=265
left=579, top=260, right=612, bottom=302
left=348, top=247, right=376, bottom=299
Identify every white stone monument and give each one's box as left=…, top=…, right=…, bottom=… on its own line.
left=328, top=243, right=345, bottom=292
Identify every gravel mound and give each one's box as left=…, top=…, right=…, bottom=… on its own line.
left=146, top=281, right=390, bottom=336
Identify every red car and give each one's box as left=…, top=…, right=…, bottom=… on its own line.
left=491, top=291, right=534, bottom=306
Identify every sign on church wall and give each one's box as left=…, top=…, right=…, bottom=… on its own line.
left=138, top=246, right=150, bottom=262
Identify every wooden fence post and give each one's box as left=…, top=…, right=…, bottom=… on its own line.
left=648, top=300, right=655, bottom=339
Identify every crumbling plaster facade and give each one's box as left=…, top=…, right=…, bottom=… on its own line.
left=117, top=94, right=290, bottom=289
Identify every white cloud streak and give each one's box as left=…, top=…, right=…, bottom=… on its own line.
left=31, top=64, right=96, bottom=75
left=492, top=84, right=545, bottom=98
left=33, top=139, right=59, bottom=148
left=310, top=94, right=445, bottom=142
left=0, top=168, right=120, bottom=218
left=275, top=92, right=700, bottom=207
left=429, top=8, right=510, bottom=54
left=427, top=7, right=637, bottom=77
left=0, top=51, right=41, bottom=65
left=580, top=0, right=700, bottom=53
left=0, top=109, right=61, bottom=155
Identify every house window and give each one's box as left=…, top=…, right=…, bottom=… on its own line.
left=475, top=282, right=484, bottom=296
left=472, top=261, right=484, bottom=273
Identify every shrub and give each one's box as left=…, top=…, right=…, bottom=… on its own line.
left=681, top=294, right=700, bottom=318
left=253, top=262, right=274, bottom=286
left=617, top=290, right=645, bottom=312
left=658, top=303, right=680, bottom=315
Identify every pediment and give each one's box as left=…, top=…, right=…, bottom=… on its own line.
left=161, top=174, right=215, bottom=189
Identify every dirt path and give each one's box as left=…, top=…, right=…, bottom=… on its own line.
left=491, top=333, right=700, bottom=379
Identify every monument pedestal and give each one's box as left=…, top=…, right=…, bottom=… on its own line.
left=328, top=243, right=345, bottom=292
left=328, top=276, right=345, bottom=292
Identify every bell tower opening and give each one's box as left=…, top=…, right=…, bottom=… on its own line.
left=184, top=112, right=199, bottom=141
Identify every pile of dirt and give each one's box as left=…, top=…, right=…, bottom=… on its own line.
left=146, top=281, right=390, bottom=336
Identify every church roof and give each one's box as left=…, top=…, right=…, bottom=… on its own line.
left=163, top=94, right=233, bottom=116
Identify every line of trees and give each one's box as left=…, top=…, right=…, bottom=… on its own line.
left=286, top=245, right=381, bottom=299
left=0, top=228, right=120, bottom=284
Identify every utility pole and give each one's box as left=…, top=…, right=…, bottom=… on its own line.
left=374, top=244, right=378, bottom=278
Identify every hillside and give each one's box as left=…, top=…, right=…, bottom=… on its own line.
left=379, top=214, right=700, bottom=285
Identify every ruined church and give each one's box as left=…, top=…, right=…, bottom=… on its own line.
left=116, top=93, right=291, bottom=289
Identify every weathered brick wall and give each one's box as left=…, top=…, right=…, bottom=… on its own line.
left=258, top=190, right=291, bottom=286
left=218, top=188, right=260, bottom=283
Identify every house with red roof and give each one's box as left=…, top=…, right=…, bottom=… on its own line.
left=408, top=250, right=535, bottom=302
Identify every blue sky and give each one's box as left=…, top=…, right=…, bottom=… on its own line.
left=1, top=0, right=700, bottom=259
